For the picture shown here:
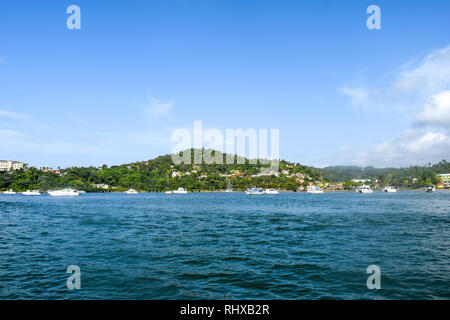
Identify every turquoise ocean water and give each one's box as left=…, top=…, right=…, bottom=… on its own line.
left=0, top=191, right=449, bottom=299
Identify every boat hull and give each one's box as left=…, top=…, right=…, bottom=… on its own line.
left=48, top=191, right=80, bottom=196
left=245, top=191, right=265, bottom=195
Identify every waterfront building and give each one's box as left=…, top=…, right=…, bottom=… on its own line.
left=0, top=160, right=24, bottom=172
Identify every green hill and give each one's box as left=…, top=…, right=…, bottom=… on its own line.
left=1, top=150, right=448, bottom=192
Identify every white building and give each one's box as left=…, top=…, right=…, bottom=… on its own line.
left=352, top=179, right=371, bottom=183
left=0, top=160, right=24, bottom=172
left=92, top=183, right=109, bottom=189
left=172, top=171, right=180, bottom=178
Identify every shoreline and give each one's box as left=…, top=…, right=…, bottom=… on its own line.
left=3, top=189, right=448, bottom=195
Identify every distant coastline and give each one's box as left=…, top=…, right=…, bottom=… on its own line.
left=1, top=150, right=449, bottom=193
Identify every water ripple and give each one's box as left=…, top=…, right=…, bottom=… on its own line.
left=0, top=191, right=449, bottom=299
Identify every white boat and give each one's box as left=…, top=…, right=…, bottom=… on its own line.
left=172, top=187, right=188, bottom=194
left=21, top=190, right=41, bottom=196
left=425, top=185, right=436, bottom=193
left=124, top=189, right=138, bottom=194
left=265, top=189, right=280, bottom=194
left=3, top=189, right=16, bottom=194
left=306, top=186, right=324, bottom=194
left=48, top=189, right=80, bottom=196
left=382, top=186, right=397, bottom=193
left=245, top=187, right=265, bottom=195
left=164, top=190, right=173, bottom=194
left=356, top=185, right=373, bottom=193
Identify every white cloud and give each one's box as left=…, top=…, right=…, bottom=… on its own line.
left=370, top=130, right=450, bottom=166
left=391, top=47, right=450, bottom=96
left=322, top=129, right=450, bottom=167
left=341, top=46, right=450, bottom=114
left=337, top=45, right=450, bottom=166
left=144, top=96, right=174, bottom=119
left=415, top=90, right=450, bottom=127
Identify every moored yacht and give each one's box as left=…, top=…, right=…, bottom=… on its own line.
left=48, top=189, right=80, bottom=196
left=245, top=187, right=265, bottom=195
left=425, top=185, right=436, bottom=193
left=382, top=186, right=397, bottom=193
left=306, top=186, right=324, bottom=194
left=172, top=187, right=188, bottom=194
left=265, top=189, right=280, bottom=194
left=22, top=190, right=41, bottom=196
left=3, top=189, right=16, bottom=194
left=356, top=185, right=373, bottom=193
left=124, top=189, right=138, bottom=194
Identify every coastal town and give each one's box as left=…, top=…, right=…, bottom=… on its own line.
left=1, top=155, right=449, bottom=193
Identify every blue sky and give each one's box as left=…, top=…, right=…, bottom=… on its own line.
left=1, top=0, right=450, bottom=168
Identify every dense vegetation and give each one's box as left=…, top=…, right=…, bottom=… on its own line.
left=0, top=150, right=321, bottom=192
left=0, top=150, right=448, bottom=192
left=320, top=160, right=450, bottom=187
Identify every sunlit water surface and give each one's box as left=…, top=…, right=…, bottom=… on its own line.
left=0, top=191, right=449, bottom=299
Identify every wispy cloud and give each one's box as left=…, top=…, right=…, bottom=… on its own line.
left=340, top=46, right=450, bottom=114
left=0, top=126, right=173, bottom=168
left=144, top=96, right=174, bottom=119
left=391, top=46, right=450, bottom=97
left=0, top=109, right=33, bottom=121
left=339, top=87, right=371, bottom=109
left=0, top=108, right=51, bottom=132
left=337, top=46, right=450, bottom=166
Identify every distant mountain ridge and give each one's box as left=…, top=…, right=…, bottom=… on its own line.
left=320, top=161, right=450, bottom=183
